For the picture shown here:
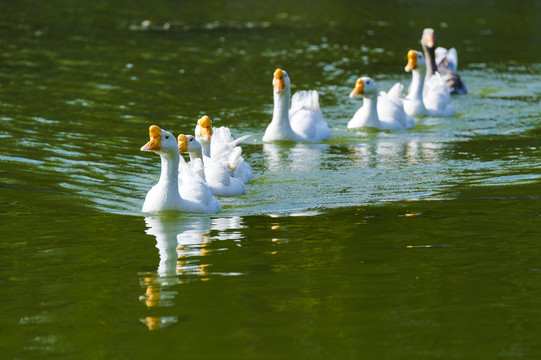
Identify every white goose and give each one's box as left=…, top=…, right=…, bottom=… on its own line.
left=262, top=68, right=331, bottom=142
left=422, top=28, right=467, bottom=95
left=178, top=134, right=245, bottom=197
left=347, top=76, right=414, bottom=131
left=140, top=125, right=221, bottom=214
left=194, top=115, right=254, bottom=183
left=404, top=50, right=457, bottom=117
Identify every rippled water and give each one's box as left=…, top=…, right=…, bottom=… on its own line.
left=1, top=0, right=540, bottom=359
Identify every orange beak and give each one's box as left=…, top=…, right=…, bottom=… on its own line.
left=349, top=78, right=364, bottom=98
left=424, top=33, right=435, bottom=48
left=405, top=50, right=418, bottom=72
left=273, top=68, right=286, bottom=93
left=141, top=125, right=162, bottom=151
left=177, top=134, right=188, bottom=153
left=198, top=115, right=213, bottom=141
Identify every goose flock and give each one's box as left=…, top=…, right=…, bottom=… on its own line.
left=140, top=28, right=466, bottom=214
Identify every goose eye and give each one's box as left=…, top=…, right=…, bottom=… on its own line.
left=165, top=135, right=169, bottom=139
left=366, top=80, right=370, bottom=84
left=189, top=138, right=193, bottom=142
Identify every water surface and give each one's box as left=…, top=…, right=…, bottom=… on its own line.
left=1, top=0, right=540, bottom=359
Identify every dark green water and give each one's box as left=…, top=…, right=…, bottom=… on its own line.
left=1, top=0, right=540, bottom=359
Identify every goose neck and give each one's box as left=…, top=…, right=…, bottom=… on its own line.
left=422, top=44, right=437, bottom=80
left=361, top=95, right=381, bottom=127
left=272, top=89, right=291, bottom=126
left=158, top=151, right=180, bottom=189
left=410, top=69, right=425, bottom=99
left=188, top=148, right=203, bottom=163
left=201, top=141, right=211, bottom=158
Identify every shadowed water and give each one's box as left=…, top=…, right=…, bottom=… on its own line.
left=1, top=0, right=540, bottom=359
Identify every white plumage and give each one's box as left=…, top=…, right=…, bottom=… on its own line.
left=263, top=68, right=331, bottom=142
left=140, top=125, right=221, bottom=214
left=178, top=134, right=245, bottom=197
left=194, top=115, right=253, bottom=183
left=404, top=50, right=457, bottom=117
left=435, top=47, right=458, bottom=73
left=348, top=76, right=414, bottom=131
left=177, top=156, right=222, bottom=214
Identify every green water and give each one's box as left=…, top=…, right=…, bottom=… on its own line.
left=1, top=0, right=540, bottom=359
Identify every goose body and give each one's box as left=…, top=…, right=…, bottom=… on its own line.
left=195, top=115, right=253, bottom=183
left=348, top=77, right=414, bottom=131
left=140, top=125, right=220, bottom=214
left=178, top=134, right=245, bottom=197
left=404, top=50, right=457, bottom=117
left=177, top=156, right=222, bottom=214
left=422, top=28, right=467, bottom=95
left=263, top=68, right=331, bottom=142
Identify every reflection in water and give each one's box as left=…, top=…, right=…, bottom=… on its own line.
left=258, top=136, right=450, bottom=212
left=263, top=137, right=443, bottom=175
left=405, top=140, right=443, bottom=165
left=290, top=143, right=330, bottom=171
left=263, top=142, right=330, bottom=172
left=139, top=213, right=245, bottom=330
left=262, top=143, right=289, bottom=172
left=211, top=216, right=246, bottom=241
left=140, top=214, right=210, bottom=330
left=349, top=138, right=443, bottom=168
left=344, top=137, right=447, bottom=203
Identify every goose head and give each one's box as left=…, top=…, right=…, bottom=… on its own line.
left=141, top=125, right=178, bottom=155
left=197, top=115, right=213, bottom=142
left=178, top=134, right=203, bottom=156
left=421, top=28, right=435, bottom=49
left=349, top=76, right=378, bottom=99
left=405, top=50, right=426, bottom=72
left=273, top=68, right=290, bottom=94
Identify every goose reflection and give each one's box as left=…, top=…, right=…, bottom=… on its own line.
left=263, top=142, right=330, bottom=172
left=348, top=138, right=443, bottom=168
left=211, top=216, right=246, bottom=241
left=139, top=213, right=212, bottom=330
left=404, top=140, right=443, bottom=165
left=139, top=213, right=246, bottom=330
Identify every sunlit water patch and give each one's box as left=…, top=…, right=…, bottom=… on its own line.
left=2, top=62, right=538, bottom=218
